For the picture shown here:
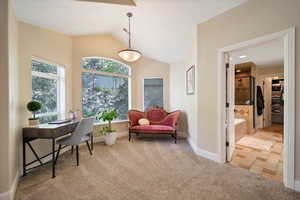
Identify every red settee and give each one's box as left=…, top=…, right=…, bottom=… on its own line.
left=128, top=107, right=180, bottom=143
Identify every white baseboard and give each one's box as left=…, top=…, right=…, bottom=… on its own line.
left=294, top=180, right=300, bottom=192
left=0, top=170, right=19, bottom=200
left=187, top=137, right=219, bottom=162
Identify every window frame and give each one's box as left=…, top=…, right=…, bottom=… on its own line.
left=31, top=57, right=66, bottom=121
left=81, top=57, right=132, bottom=122
left=142, top=77, right=164, bottom=111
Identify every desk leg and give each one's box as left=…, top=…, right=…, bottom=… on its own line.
left=23, top=137, right=26, bottom=176
left=52, top=138, right=56, bottom=178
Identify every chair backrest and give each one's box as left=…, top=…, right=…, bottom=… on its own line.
left=69, top=117, right=94, bottom=144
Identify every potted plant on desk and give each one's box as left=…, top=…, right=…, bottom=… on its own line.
left=27, top=100, right=42, bottom=126
left=96, top=110, right=118, bottom=145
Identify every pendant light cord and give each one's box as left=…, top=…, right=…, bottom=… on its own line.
left=128, top=13, right=132, bottom=49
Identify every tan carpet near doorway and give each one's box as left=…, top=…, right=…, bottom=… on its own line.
left=16, top=137, right=299, bottom=200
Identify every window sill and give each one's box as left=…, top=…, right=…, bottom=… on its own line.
left=94, top=120, right=129, bottom=126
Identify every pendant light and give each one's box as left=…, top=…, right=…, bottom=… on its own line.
left=118, top=12, right=142, bottom=62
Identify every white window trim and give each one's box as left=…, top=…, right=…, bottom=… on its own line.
left=142, top=77, right=164, bottom=111
left=31, top=57, right=66, bottom=120
left=82, top=56, right=131, bottom=77
left=81, top=57, right=132, bottom=120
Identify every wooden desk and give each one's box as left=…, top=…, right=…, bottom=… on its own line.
left=22, top=120, right=92, bottom=178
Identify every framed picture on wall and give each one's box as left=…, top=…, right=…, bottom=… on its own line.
left=186, top=65, right=195, bottom=95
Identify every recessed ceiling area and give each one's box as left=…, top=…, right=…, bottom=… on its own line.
left=230, top=38, right=284, bottom=68
left=14, top=0, right=248, bottom=63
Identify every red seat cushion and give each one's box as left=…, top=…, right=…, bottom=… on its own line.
left=129, top=125, right=175, bottom=133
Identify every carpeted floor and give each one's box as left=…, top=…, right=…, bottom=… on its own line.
left=16, top=137, right=300, bottom=200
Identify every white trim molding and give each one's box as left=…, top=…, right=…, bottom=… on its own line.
left=0, top=171, right=19, bottom=200
left=31, top=57, right=66, bottom=121
left=217, top=28, right=296, bottom=189
left=188, top=137, right=220, bottom=162
left=80, top=56, right=132, bottom=117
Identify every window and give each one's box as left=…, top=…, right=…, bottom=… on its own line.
left=31, top=58, right=65, bottom=123
left=81, top=57, right=130, bottom=121
left=143, top=78, right=163, bottom=110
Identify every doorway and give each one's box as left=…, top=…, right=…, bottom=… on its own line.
left=217, top=28, right=295, bottom=189
left=230, top=56, right=284, bottom=181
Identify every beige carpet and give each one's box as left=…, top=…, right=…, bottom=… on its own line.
left=16, top=137, right=299, bottom=200
left=237, top=136, right=274, bottom=151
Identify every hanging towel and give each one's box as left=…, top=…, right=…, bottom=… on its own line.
left=257, top=86, right=264, bottom=116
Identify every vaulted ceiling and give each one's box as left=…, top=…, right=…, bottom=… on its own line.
left=14, top=0, right=248, bottom=63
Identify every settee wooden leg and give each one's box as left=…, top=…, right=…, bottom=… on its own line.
left=71, top=145, right=74, bottom=154
left=174, top=132, right=177, bottom=144
left=129, top=132, right=131, bottom=141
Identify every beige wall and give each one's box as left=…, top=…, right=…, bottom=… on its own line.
left=132, top=57, right=170, bottom=111
left=196, top=0, right=300, bottom=179
left=169, top=62, right=197, bottom=139
left=0, top=0, right=20, bottom=194
left=0, top=0, right=11, bottom=193
left=169, top=28, right=198, bottom=141
left=8, top=0, right=19, bottom=192
left=18, top=22, right=73, bottom=168
left=72, top=34, right=170, bottom=132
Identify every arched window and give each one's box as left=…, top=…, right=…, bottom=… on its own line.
left=81, top=57, right=131, bottom=121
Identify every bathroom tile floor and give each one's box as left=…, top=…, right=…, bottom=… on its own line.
left=230, top=124, right=283, bottom=182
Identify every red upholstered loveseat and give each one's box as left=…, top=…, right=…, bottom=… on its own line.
left=128, top=107, right=180, bottom=143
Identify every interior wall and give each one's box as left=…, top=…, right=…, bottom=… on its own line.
left=0, top=0, right=11, bottom=193
left=18, top=22, right=73, bottom=168
left=8, top=0, right=19, bottom=191
left=169, top=27, right=198, bottom=141
left=0, top=0, right=20, bottom=194
left=196, top=0, right=300, bottom=179
left=72, top=34, right=170, bottom=132
left=169, top=62, right=197, bottom=139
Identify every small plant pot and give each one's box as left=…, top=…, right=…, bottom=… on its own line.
left=104, top=132, right=117, bottom=145
left=29, top=119, right=39, bottom=126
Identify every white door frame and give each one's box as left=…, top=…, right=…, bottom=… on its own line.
left=217, top=28, right=295, bottom=189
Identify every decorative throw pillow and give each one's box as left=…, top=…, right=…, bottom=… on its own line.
left=138, top=118, right=150, bottom=125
